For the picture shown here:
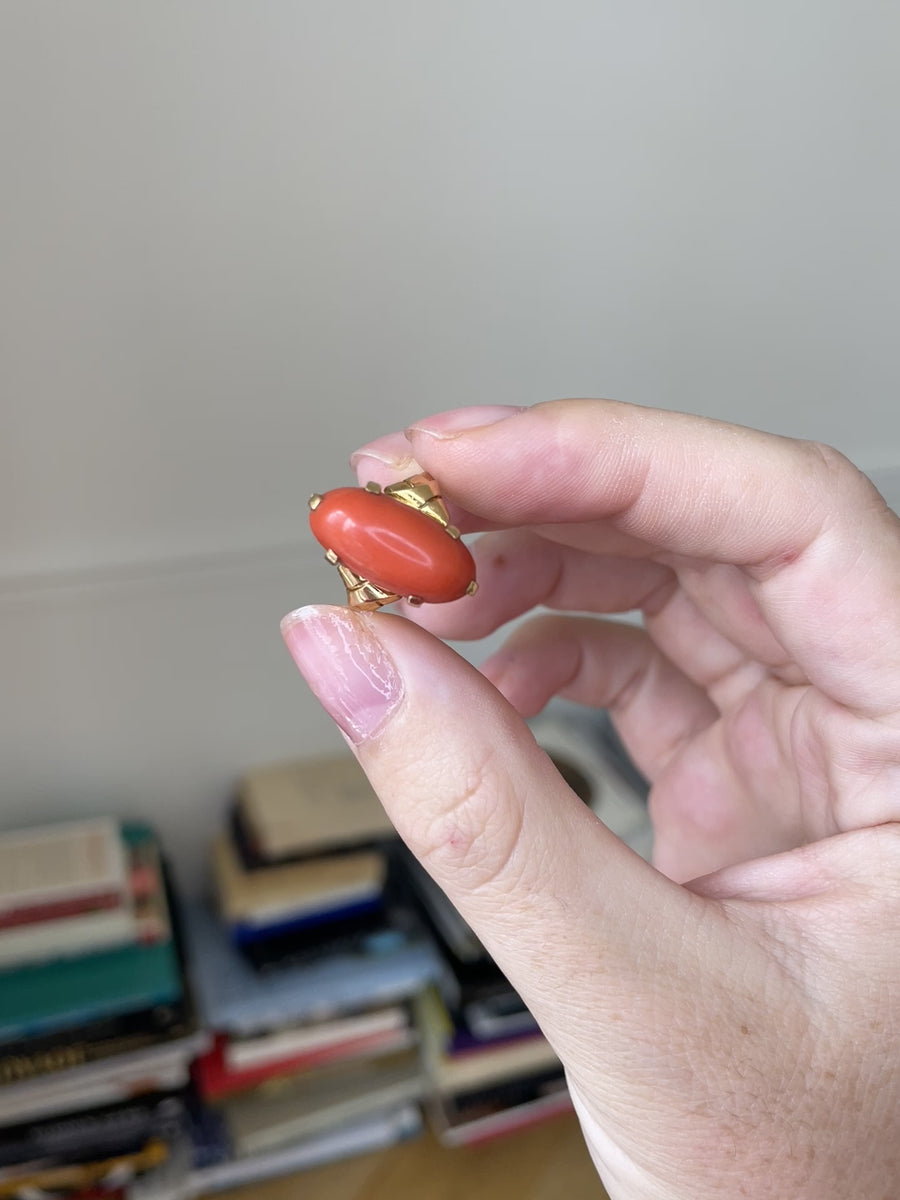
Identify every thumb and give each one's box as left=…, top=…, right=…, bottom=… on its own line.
left=280, top=605, right=708, bottom=1069
left=281, top=605, right=900, bottom=1199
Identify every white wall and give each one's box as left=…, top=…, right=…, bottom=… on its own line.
left=1, top=2, right=899, bottom=889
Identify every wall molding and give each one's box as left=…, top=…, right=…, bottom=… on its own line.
left=2, top=461, right=899, bottom=607
left=0, top=539, right=326, bottom=608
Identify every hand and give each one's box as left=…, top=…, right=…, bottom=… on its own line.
left=282, top=400, right=900, bottom=1199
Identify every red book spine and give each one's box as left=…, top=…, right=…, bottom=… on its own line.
left=193, top=1030, right=401, bottom=1101
left=0, top=891, right=123, bottom=931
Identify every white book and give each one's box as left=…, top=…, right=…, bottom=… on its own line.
left=239, top=754, right=395, bottom=860
left=430, top=1034, right=561, bottom=1095
left=0, top=818, right=129, bottom=919
left=133, top=1107, right=425, bottom=1199
left=0, top=1060, right=190, bottom=1127
left=0, top=906, right=138, bottom=968
left=434, top=1085, right=573, bottom=1148
left=415, top=989, right=560, bottom=1095
left=233, top=877, right=383, bottom=929
left=0, top=1032, right=209, bottom=1125
left=186, top=1104, right=422, bottom=1196
left=213, top=834, right=385, bottom=927
left=224, top=1053, right=426, bottom=1156
left=225, top=1005, right=409, bottom=1070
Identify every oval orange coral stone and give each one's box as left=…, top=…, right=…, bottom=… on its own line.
left=310, top=486, right=476, bottom=603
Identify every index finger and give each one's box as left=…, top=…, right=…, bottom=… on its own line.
left=404, top=400, right=865, bottom=566
left=398, top=399, right=900, bottom=715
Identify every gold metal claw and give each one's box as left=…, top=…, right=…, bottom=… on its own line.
left=336, top=563, right=400, bottom=611
left=383, top=472, right=451, bottom=527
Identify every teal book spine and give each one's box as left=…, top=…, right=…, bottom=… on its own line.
left=0, top=939, right=182, bottom=1042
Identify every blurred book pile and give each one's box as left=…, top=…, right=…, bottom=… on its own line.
left=177, top=754, right=439, bottom=1193
left=0, top=818, right=205, bottom=1200
left=392, top=848, right=570, bottom=1147
left=0, top=712, right=651, bottom=1194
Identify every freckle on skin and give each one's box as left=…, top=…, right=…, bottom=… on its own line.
left=740, top=1024, right=749, bottom=1035
left=493, top=554, right=507, bottom=569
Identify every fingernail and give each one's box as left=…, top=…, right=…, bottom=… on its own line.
left=406, top=405, right=524, bottom=441
left=349, top=432, right=415, bottom=471
left=280, top=606, right=403, bottom=744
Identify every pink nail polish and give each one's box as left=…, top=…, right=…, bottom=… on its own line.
left=407, top=405, right=524, bottom=440
left=280, top=606, right=403, bottom=744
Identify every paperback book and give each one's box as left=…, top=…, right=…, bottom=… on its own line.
left=427, top=1070, right=572, bottom=1147
left=183, top=901, right=440, bottom=1037
left=414, top=987, right=559, bottom=1097
left=235, top=754, right=396, bottom=865
left=219, top=1048, right=425, bottom=1157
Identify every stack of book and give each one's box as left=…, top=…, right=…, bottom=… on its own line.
left=392, top=847, right=570, bottom=1147
left=176, top=753, right=442, bottom=1193
left=0, top=819, right=206, bottom=1199
left=415, top=985, right=570, bottom=1148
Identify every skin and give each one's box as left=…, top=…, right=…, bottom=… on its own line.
left=282, top=399, right=900, bottom=1200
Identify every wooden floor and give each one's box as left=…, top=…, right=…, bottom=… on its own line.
left=220, top=1113, right=609, bottom=1200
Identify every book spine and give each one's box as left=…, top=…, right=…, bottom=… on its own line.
left=0, top=820, right=128, bottom=918
left=0, top=977, right=184, bottom=1045
left=187, top=1105, right=421, bottom=1192
left=0, top=1092, right=187, bottom=1170
left=0, top=892, right=123, bottom=932
left=230, top=896, right=384, bottom=945
left=194, top=1029, right=404, bottom=1101
left=0, top=991, right=193, bottom=1086
left=0, top=909, right=138, bottom=970
left=0, top=1135, right=168, bottom=1197
left=0, top=1019, right=194, bottom=1086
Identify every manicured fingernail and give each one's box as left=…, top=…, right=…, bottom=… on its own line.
left=349, top=432, right=415, bottom=471
left=280, top=606, right=403, bottom=744
left=406, top=405, right=524, bottom=440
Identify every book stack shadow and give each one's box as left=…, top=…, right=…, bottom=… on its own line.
left=177, top=754, right=441, bottom=1194
left=0, top=819, right=206, bottom=1200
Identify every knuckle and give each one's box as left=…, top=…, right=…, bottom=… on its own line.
left=802, top=439, right=882, bottom=508
left=802, top=438, right=851, bottom=479
left=410, top=743, right=528, bottom=897
left=506, top=611, right=581, bottom=657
